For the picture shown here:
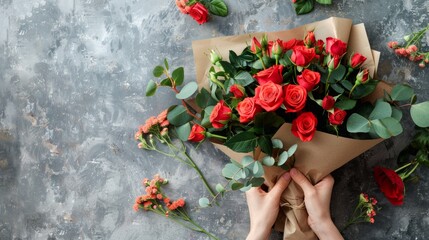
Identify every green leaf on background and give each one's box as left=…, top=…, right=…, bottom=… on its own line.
left=153, top=65, right=164, bottom=77
left=250, top=177, right=265, bottom=187
left=390, top=84, right=414, bottom=101
left=287, top=144, right=298, bottom=156
left=316, top=0, right=332, bottom=4
left=347, top=113, right=370, bottom=133
left=411, top=102, right=429, bottom=127
left=234, top=71, right=255, bottom=86
left=371, top=118, right=403, bottom=138
left=231, top=182, right=244, bottom=190
left=350, top=80, right=379, bottom=99
left=215, top=183, right=225, bottom=193
left=175, top=123, right=191, bottom=141
left=258, top=136, right=272, bottom=155
left=176, top=82, right=198, bottom=99
left=224, top=132, right=258, bottom=153
left=196, top=88, right=216, bottom=108
left=253, top=161, right=264, bottom=177
left=335, top=98, right=357, bottom=110
left=254, top=112, right=285, bottom=133
left=199, top=197, right=210, bottom=208
left=331, top=83, right=345, bottom=94
left=277, top=151, right=289, bottom=166
left=262, top=156, right=275, bottom=166
left=294, top=0, right=314, bottom=15
left=219, top=61, right=237, bottom=76
left=391, top=107, right=403, bottom=121
left=242, top=156, right=254, bottom=167
left=145, top=80, right=157, bottom=96
left=331, top=65, right=346, bottom=81
left=163, top=59, right=169, bottom=71
left=222, top=163, right=240, bottom=179
left=340, top=80, right=353, bottom=91
left=240, top=185, right=252, bottom=192
left=160, top=78, right=172, bottom=87
left=208, top=0, right=228, bottom=17
left=369, top=100, right=392, bottom=120
left=167, top=105, right=194, bottom=126
left=172, top=67, right=185, bottom=86
left=272, top=139, right=283, bottom=149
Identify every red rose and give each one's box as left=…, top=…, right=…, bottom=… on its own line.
left=254, top=81, right=283, bottom=112
left=315, top=39, right=324, bottom=55
left=349, top=53, right=367, bottom=69
left=188, top=3, right=208, bottom=25
left=327, top=55, right=342, bottom=70
left=209, top=100, right=232, bottom=128
left=236, top=97, right=262, bottom=123
left=282, top=38, right=304, bottom=51
left=291, top=46, right=316, bottom=67
left=373, top=166, right=404, bottom=206
left=251, top=37, right=262, bottom=55
left=283, top=84, right=307, bottom=113
left=297, top=69, right=320, bottom=91
left=270, top=39, right=283, bottom=57
left=322, top=95, right=335, bottom=110
left=230, top=84, right=245, bottom=98
left=328, top=108, right=347, bottom=125
left=188, top=124, right=206, bottom=142
left=356, top=69, right=369, bottom=84
left=326, top=37, right=347, bottom=57
left=253, top=65, right=284, bottom=85
left=304, top=31, right=316, bottom=47
left=291, top=112, right=318, bottom=142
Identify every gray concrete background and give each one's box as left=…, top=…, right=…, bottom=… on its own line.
left=0, top=0, right=428, bottom=239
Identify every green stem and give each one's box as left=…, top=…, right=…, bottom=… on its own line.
left=182, top=150, right=216, bottom=197
left=349, top=83, right=359, bottom=98
left=395, top=162, right=413, bottom=173
left=325, top=70, right=332, bottom=94
left=206, top=132, right=227, bottom=140
left=405, top=24, right=429, bottom=48
left=259, top=56, right=266, bottom=69
left=401, top=162, right=420, bottom=180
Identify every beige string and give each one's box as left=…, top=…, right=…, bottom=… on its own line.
left=281, top=201, right=306, bottom=209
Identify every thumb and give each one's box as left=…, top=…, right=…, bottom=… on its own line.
left=269, top=172, right=291, bottom=198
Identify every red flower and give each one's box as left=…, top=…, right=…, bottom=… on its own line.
left=188, top=124, right=206, bottom=142
left=251, top=37, right=262, bottom=55
left=230, top=84, right=245, bottom=98
left=176, top=0, right=189, bottom=14
left=236, top=97, right=262, bottom=123
left=373, top=166, right=405, bottom=206
left=297, top=69, right=320, bottom=91
left=356, top=69, right=370, bottom=84
left=326, top=37, right=347, bottom=57
left=254, top=81, right=284, bottom=112
left=253, top=65, right=284, bottom=85
left=270, top=39, right=283, bottom=56
left=304, top=31, right=316, bottom=47
left=188, top=3, right=208, bottom=25
left=209, top=100, right=232, bottom=128
left=349, top=53, right=367, bottom=69
left=291, top=112, right=318, bottom=142
left=283, top=84, right=307, bottom=113
left=282, top=38, right=304, bottom=51
left=291, top=46, right=316, bottom=67
left=328, top=108, right=347, bottom=125
left=315, top=39, right=324, bottom=55
left=327, top=55, right=342, bottom=70
left=322, top=95, right=335, bottom=110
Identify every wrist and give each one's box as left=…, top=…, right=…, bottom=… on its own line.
left=310, top=219, right=343, bottom=240
left=246, top=227, right=271, bottom=240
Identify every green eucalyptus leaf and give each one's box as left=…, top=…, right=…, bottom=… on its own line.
left=340, top=80, right=354, bottom=91
left=331, top=65, right=346, bottom=81
left=335, top=98, right=357, bottom=110
left=262, top=156, right=275, bottom=166
left=176, top=82, right=198, bottom=100
left=272, top=139, right=283, bottom=149
left=253, top=161, right=264, bottom=177
left=250, top=177, right=265, bottom=187
left=160, top=78, right=172, bottom=87
left=153, top=66, right=164, bottom=77
left=172, top=67, right=185, bottom=86
left=240, top=185, right=252, bottom=192
left=208, top=0, right=228, bottom=17
left=199, top=197, right=210, bottom=208
left=231, top=182, right=244, bottom=191
left=241, top=156, right=254, bottom=167
left=277, top=151, right=289, bottom=166
left=216, top=183, right=225, bottom=193
left=145, top=80, right=158, bottom=96
left=224, top=132, right=258, bottom=153
left=331, top=83, right=345, bottom=94
left=391, top=107, right=403, bottom=121
left=390, top=84, right=414, bottom=101
left=369, top=100, right=392, bottom=120
left=371, top=118, right=402, bottom=139
left=164, top=59, right=169, bottom=70
left=411, top=101, right=429, bottom=127
left=234, top=71, right=255, bottom=87
left=175, top=123, right=191, bottom=141
left=287, top=144, right=298, bottom=156
left=222, top=163, right=240, bottom=179
left=347, top=113, right=370, bottom=133
left=167, top=105, right=194, bottom=126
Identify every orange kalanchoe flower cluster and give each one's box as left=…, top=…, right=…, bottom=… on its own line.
left=135, top=110, right=169, bottom=140
left=344, top=193, right=378, bottom=228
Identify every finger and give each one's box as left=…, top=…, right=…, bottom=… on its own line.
left=290, top=168, right=315, bottom=195
left=317, top=174, right=334, bottom=199
left=269, top=172, right=291, bottom=198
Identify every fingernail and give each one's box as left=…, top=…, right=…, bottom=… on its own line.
left=290, top=168, right=297, bottom=176
left=282, top=172, right=290, bottom=180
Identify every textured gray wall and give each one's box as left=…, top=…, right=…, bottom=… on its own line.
left=0, top=0, right=428, bottom=239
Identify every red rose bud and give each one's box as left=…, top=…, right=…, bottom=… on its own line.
left=304, top=31, right=316, bottom=47
left=297, top=69, right=321, bottom=91
left=283, top=84, right=307, bottom=113
left=387, top=41, right=398, bottom=49
left=188, top=124, right=206, bottom=142
left=230, top=84, right=246, bottom=98
left=251, top=37, right=262, bottom=56
left=326, top=37, right=347, bottom=57
left=291, top=112, right=318, bottom=142
left=315, top=39, right=324, bottom=55
left=209, top=50, right=222, bottom=65
left=349, top=53, right=367, bottom=69
left=255, top=81, right=284, bottom=112
left=236, top=97, right=262, bottom=123
left=188, top=3, right=208, bottom=25
left=328, top=108, right=347, bottom=125
left=271, top=40, right=283, bottom=57
left=254, top=65, right=284, bottom=85
left=322, top=95, right=335, bottom=110
left=373, top=166, right=405, bottom=206
left=209, top=100, right=232, bottom=128
left=356, top=69, right=370, bottom=84
left=327, top=55, right=341, bottom=71
left=291, top=45, right=316, bottom=67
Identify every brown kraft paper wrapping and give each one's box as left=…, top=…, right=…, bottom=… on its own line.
left=192, top=17, right=386, bottom=240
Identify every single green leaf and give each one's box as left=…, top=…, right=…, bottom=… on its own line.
left=258, top=136, right=272, bottom=155
left=347, top=113, right=370, bottom=133
left=294, top=0, right=314, bottom=15
left=277, top=151, right=289, bottom=166
left=340, top=80, right=354, bottom=91
left=175, top=123, right=191, bottom=141
left=153, top=65, right=164, bottom=77
left=262, top=156, right=275, bottom=166
left=167, top=105, right=194, bottom=126
left=316, top=0, right=332, bottom=4
left=199, top=197, right=210, bottom=208
left=222, top=163, right=240, bottom=179
left=371, top=118, right=402, bottom=138
left=390, top=84, right=414, bottom=102
left=224, top=132, right=258, bottom=153
left=287, top=144, right=298, bottom=156
left=391, top=107, right=403, bottom=121
left=164, top=59, right=169, bottom=71
left=234, top=71, right=255, bottom=87
left=216, top=183, right=225, bottom=193
left=331, top=65, right=346, bottom=81
left=253, top=161, right=264, bottom=177
left=207, top=0, right=228, bottom=17
left=231, top=182, right=244, bottom=190
left=160, top=78, right=172, bottom=87
left=145, top=80, right=158, bottom=96
left=250, top=177, right=265, bottom=187
left=335, top=98, right=357, bottom=110
left=240, top=185, right=252, bottom=192
left=272, top=139, right=283, bottom=149
left=411, top=101, right=429, bottom=127
left=331, top=83, right=345, bottom=94
left=172, top=67, right=185, bottom=86
left=241, top=156, right=254, bottom=167
left=176, top=82, right=198, bottom=99
left=219, top=61, right=236, bottom=76
left=369, top=100, right=392, bottom=120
